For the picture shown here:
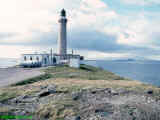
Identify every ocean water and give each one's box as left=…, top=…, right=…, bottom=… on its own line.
left=84, top=60, right=160, bottom=87
left=0, top=58, right=18, bottom=68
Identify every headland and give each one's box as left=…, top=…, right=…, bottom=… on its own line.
left=0, top=64, right=160, bottom=120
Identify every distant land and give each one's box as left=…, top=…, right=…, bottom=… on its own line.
left=86, top=58, right=160, bottom=62
left=1, top=57, right=160, bottom=68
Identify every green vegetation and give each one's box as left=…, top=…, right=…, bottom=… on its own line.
left=0, top=90, right=19, bottom=102
left=11, top=73, right=52, bottom=86
left=11, top=64, right=128, bottom=87
left=44, top=64, right=128, bottom=81
left=36, top=97, right=78, bottom=120
left=0, top=64, right=160, bottom=120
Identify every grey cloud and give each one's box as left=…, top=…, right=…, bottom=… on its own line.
left=0, top=26, right=158, bottom=59
left=31, top=31, right=58, bottom=46
left=0, top=31, right=58, bottom=46
left=67, top=29, right=148, bottom=53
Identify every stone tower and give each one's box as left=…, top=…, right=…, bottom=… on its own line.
left=58, top=9, right=67, bottom=55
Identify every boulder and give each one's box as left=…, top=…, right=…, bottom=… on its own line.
left=71, top=92, right=82, bottom=101
left=37, top=85, right=57, bottom=97
left=10, top=95, right=29, bottom=103
left=110, top=89, right=119, bottom=95
left=147, top=90, right=153, bottom=94
left=65, top=116, right=81, bottom=120
left=91, top=88, right=111, bottom=94
left=75, top=116, right=81, bottom=120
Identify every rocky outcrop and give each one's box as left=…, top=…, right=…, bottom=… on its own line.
left=37, top=85, right=57, bottom=97
left=0, top=85, right=160, bottom=120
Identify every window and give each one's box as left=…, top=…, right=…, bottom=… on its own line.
left=24, top=56, right=27, bottom=61
left=30, top=56, right=33, bottom=61
left=36, top=56, right=39, bottom=61
left=53, top=57, right=56, bottom=63
left=44, top=58, right=47, bottom=64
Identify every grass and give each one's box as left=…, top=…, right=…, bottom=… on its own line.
left=0, top=92, right=18, bottom=103
left=0, top=64, right=160, bottom=120
left=44, top=64, right=128, bottom=81
left=0, top=106, right=16, bottom=115
left=36, top=97, right=78, bottom=120
left=118, top=104, right=160, bottom=120
left=4, top=64, right=159, bottom=97
left=11, top=73, right=52, bottom=86
left=10, top=64, right=129, bottom=87
left=0, top=64, right=160, bottom=119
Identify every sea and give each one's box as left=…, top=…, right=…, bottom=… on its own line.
left=0, top=58, right=160, bottom=87
left=83, top=60, right=160, bottom=87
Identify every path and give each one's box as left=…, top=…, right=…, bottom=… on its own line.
left=0, top=67, right=44, bottom=87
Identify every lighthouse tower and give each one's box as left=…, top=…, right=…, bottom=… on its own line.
left=58, top=9, right=67, bottom=56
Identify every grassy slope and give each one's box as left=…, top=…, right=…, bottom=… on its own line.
left=43, top=64, right=129, bottom=80
left=0, top=64, right=159, bottom=102
left=0, top=64, right=160, bottom=119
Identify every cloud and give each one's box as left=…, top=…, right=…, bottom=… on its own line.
left=0, top=0, right=118, bottom=46
left=120, top=0, right=160, bottom=5
left=81, top=0, right=107, bottom=9
left=0, top=0, right=160, bottom=60
left=76, top=50, right=132, bottom=60
left=69, top=29, right=118, bottom=52
left=0, top=0, right=115, bottom=44
left=68, top=28, right=152, bottom=55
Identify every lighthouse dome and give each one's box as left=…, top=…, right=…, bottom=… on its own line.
left=61, top=9, right=66, bottom=17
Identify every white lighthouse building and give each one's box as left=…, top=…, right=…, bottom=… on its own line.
left=58, top=9, right=67, bottom=56
left=20, top=9, right=83, bottom=67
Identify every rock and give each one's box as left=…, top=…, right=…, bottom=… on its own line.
left=104, top=88, right=112, bottom=93
left=0, top=103, right=3, bottom=106
left=75, top=116, right=81, bottom=120
left=110, top=89, right=119, bottom=95
left=91, top=91, right=97, bottom=94
left=147, top=90, right=153, bottom=94
left=89, top=115, right=100, bottom=120
left=117, top=88, right=130, bottom=94
left=95, top=109, right=104, bottom=113
left=65, top=116, right=81, bottom=120
left=71, top=92, right=82, bottom=101
left=38, top=91, right=50, bottom=97
left=47, top=85, right=57, bottom=93
left=37, top=85, right=57, bottom=97
left=40, top=85, right=48, bottom=89
left=10, top=95, right=29, bottom=103
left=72, top=94, right=79, bottom=101
left=91, top=88, right=111, bottom=94
left=108, top=89, right=111, bottom=94
left=14, top=110, right=26, bottom=115
left=10, top=95, right=38, bottom=105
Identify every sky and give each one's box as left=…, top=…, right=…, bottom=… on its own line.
left=0, top=0, right=160, bottom=60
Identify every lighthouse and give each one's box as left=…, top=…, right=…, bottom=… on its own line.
left=20, top=9, right=82, bottom=67
left=58, top=9, right=67, bottom=56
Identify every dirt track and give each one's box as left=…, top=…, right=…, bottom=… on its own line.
left=0, top=67, right=44, bottom=87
